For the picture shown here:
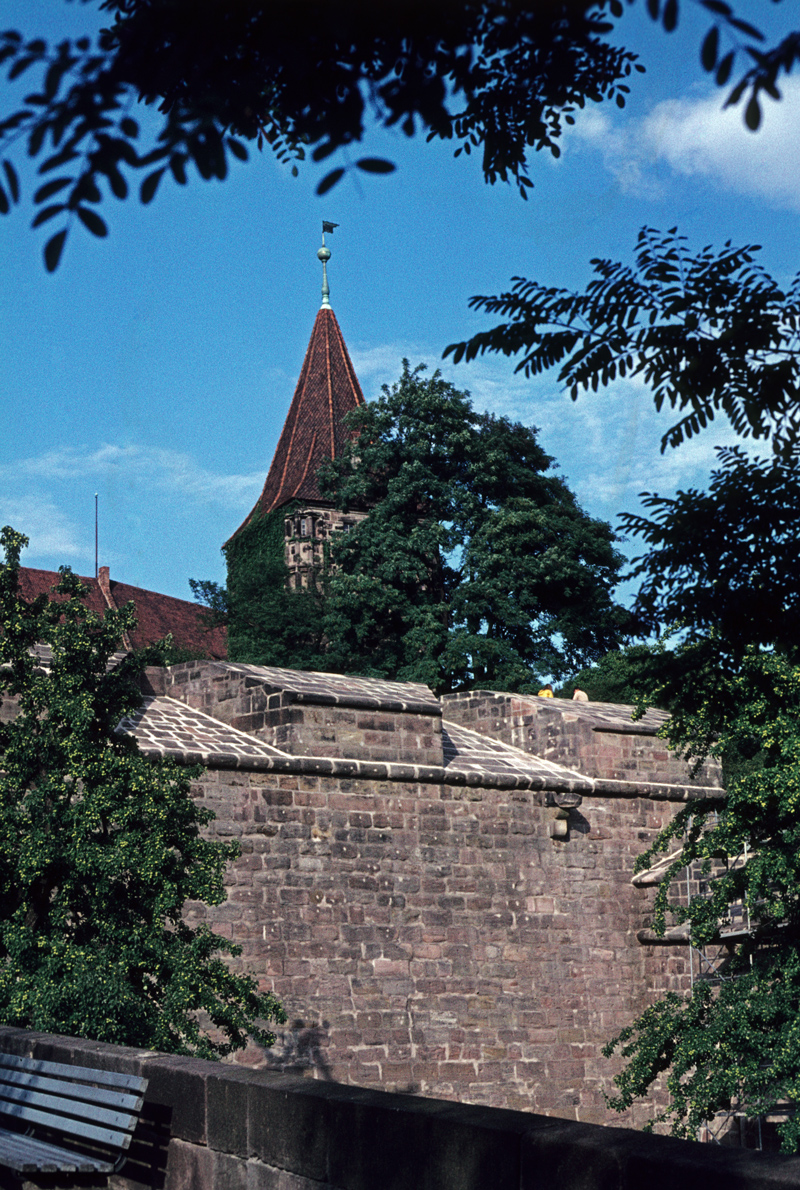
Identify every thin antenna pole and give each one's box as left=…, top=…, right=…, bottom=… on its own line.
left=95, top=493, right=98, bottom=579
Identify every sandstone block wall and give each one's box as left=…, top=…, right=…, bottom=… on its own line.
left=443, top=692, right=722, bottom=788
left=186, top=764, right=694, bottom=1128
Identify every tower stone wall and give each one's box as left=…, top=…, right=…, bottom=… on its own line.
left=283, top=505, right=367, bottom=588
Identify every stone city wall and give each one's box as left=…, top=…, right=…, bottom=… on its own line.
left=186, top=762, right=699, bottom=1128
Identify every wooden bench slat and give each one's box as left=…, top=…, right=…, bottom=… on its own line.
left=0, top=1068, right=144, bottom=1113
left=0, top=1053, right=146, bottom=1095
left=0, top=1083, right=140, bottom=1135
left=0, top=1131, right=112, bottom=1174
left=0, top=1099, right=137, bottom=1150
left=0, top=1054, right=146, bottom=1094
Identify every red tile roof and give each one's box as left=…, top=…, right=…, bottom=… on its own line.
left=228, top=306, right=364, bottom=539
left=17, top=567, right=227, bottom=659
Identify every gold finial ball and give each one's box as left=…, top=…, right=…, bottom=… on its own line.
left=317, top=246, right=331, bottom=262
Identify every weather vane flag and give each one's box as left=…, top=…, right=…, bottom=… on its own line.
left=318, top=220, right=338, bottom=308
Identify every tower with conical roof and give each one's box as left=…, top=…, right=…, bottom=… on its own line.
left=225, top=227, right=367, bottom=595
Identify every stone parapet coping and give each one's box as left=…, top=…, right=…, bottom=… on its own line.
left=133, top=739, right=723, bottom=803
left=0, top=1025, right=796, bottom=1190
left=275, top=689, right=440, bottom=715
left=443, top=689, right=669, bottom=733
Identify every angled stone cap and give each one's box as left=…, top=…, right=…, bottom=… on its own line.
left=228, top=306, right=364, bottom=540
left=444, top=690, right=670, bottom=734
left=117, top=688, right=720, bottom=800
left=214, top=662, right=441, bottom=715
left=442, top=720, right=590, bottom=787
left=118, top=696, right=288, bottom=764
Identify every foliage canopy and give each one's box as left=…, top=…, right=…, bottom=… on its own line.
left=0, top=526, right=284, bottom=1057
left=0, top=2, right=797, bottom=268
left=447, top=227, right=800, bottom=458
left=212, top=505, right=328, bottom=669
left=622, top=444, right=800, bottom=657
left=205, top=363, right=634, bottom=692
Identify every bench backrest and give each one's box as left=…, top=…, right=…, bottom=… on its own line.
left=0, top=1053, right=148, bottom=1154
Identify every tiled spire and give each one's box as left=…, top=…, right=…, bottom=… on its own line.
left=228, top=232, right=364, bottom=539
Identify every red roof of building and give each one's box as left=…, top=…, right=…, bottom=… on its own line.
left=17, top=567, right=227, bottom=659
left=228, top=306, right=364, bottom=539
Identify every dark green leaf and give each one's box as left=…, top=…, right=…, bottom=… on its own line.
left=725, top=78, right=748, bottom=106
left=662, top=0, right=678, bottom=33
left=728, top=17, right=764, bottom=40
left=169, top=154, right=187, bottom=185
left=31, top=203, right=66, bottom=228
left=120, top=117, right=139, bottom=139
left=0, top=185, right=8, bottom=215
left=28, top=122, right=47, bottom=158
left=105, top=164, right=128, bottom=199
left=76, top=206, right=108, bottom=237
left=312, top=141, right=338, bottom=162
left=44, top=60, right=69, bottom=100
left=701, top=26, right=718, bottom=72
left=355, top=157, right=397, bottom=175
left=72, top=175, right=101, bottom=204
left=316, top=167, right=345, bottom=195
left=226, top=137, right=248, bottom=162
left=43, top=228, right=67, bottom=272
left=140, top=167, right=165, bottom=204
left=2, top=160, right=19, bottom=203
left=34, top=177, right=72, bottom=203
left=646, top=0, right=659, bottom=18
left=8, top=56, right=38, bottom=81
left=745, top=94, right=761, bottom=130
left=715, top=52, right=734, bottom=86
left=39, top=148, right=79, bottom=174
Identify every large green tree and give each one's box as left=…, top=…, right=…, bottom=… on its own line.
left=317, top=362, right=633, bottom=693
left=0, top=526, right=284, bottom=1057
left=0, top=2, right=796, bottom=268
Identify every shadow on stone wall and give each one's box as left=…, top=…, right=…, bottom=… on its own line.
left=262, top=1018, right=334, bottom=1080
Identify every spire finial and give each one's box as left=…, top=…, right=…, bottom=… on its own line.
left=318, top=221, right=338, bottom=309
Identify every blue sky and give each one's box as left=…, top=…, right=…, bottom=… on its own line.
left=1, top=1, right=798, bottom=603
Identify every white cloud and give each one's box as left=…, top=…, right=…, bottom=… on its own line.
left=348, top=340, right=553, bottom=425
left=0, top=445, right=263, bottom=510
left=568, top=77, right=800, bottom=211
left=0, top=494, right=92, bottom=564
